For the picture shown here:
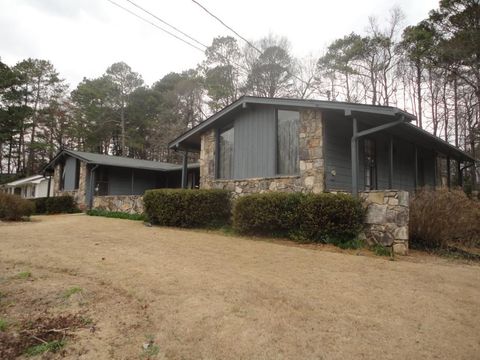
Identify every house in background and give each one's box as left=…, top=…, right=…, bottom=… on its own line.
left=43, top=149, right=199, bottom=209
left=1, top=175, right=54, bottom=199
left=169, top=96, right=475, bottom=196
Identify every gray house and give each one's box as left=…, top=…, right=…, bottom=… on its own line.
left=169, top=96, right=475, bottom=196
left=44, top=149, right=199, bottom=209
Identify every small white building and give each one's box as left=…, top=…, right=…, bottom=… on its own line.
left=2, top=175, right=54, bottom=199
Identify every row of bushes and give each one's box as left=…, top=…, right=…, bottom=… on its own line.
left=143, top=189, right=231, bottom=228
left=0, top=193, right=35, bottom=221
left=143, top=189, right=365, bottom=244
left=30, top=196, right=78, bottom=214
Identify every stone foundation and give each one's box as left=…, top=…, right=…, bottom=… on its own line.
left=92, top=195, right=144, bottom=214
left=200, top=109, right=325, bottom=196
left=360, top=190, right=409, bottom=255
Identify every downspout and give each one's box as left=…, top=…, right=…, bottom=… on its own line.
left=350, top=112, right=407, bottom=197
left=88, top=164, right=99, bottom=210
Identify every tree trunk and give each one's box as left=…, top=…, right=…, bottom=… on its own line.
left=416, top=63, right=422, bottom=129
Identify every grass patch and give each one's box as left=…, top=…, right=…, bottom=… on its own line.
left=0, top=318, right=8, bottom=331
left=25, top=340, right=65, bottom=356
left=86, top=209, right=146, bottom=221
left=62, top=286, right=83, bottom=299
left=141, top=335, right=160, bottom=359
left=16, top=271, right=32, bottom=279
left=371, top=244, right=391, bottom=257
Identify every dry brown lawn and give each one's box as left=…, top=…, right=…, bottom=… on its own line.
left=0, top=214, right=479, bottom=359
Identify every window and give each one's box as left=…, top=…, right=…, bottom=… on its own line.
left=74, top=159, right=81, bottom=189
left=277, top=110, right=300, bottom=175
left=364, top=138, right=377, bottom=190
left=218, top=126, right=234, bottom=179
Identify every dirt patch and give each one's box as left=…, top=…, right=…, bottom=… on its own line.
left=1, top=214, right=480, bottom=359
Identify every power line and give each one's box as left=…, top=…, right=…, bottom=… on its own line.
left=106, top=0, right=251, bottom=78
left=124, top=0, right=209, bottom=50
left=106, top=0, right=205, bottom=52
left=191, top=0, right=262, bottom=54
left=190, top=0, right=311, bottom=87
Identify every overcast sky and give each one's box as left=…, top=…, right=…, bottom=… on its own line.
left=0, top=0, right=439, bottom=89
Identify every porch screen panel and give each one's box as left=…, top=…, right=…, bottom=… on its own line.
left=277, top=110, right=300, bottom=175
left=218, top=127, right=234, bottom=179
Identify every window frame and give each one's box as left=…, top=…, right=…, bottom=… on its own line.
left=275, top=108, right=300, bottom=176
left=216, top=125, right=235, bottom=180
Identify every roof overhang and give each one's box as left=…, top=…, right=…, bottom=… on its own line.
left=43, top=149, right=200, bottom=173
left=168, top=96, right=416, bottom=152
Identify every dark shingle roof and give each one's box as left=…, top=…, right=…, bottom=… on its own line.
left=45, top=149, right=199, bottom=172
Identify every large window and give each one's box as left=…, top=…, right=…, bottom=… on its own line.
left=218, top=126, right=234, bottom=179
left=277, top=110, right=300, bottom=175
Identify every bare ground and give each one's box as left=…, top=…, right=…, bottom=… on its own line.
left=0, top=214, right=479, bottom=359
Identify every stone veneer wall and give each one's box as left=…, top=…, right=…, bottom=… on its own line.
left=360, top=190, right=409, bottom=255
left=53, top=161, right=88, bottom=210
left=92, top=195, right=144, bottom=214
left=200, top=109, right=325, bottom=197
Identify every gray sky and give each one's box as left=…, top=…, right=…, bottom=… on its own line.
left=0, top=0, right=438, bottom=89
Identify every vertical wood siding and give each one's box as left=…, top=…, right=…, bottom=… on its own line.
left=233, top=105, right=276, bottom=179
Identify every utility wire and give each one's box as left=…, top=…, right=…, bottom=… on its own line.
left=190, top=0, right=311, bottom=87
left=107, top=0, right=251, bottom=78
left=107, top=0, right=205, bottom=52
left=124, top=0, right=209, bottom=49
left=191, top=0, right=262, bottom=54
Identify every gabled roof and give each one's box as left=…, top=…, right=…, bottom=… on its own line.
left=168, top=96, right=475, bottom=162
left=44, top=149, right=199, bottom=172
left=168, top=96, right=416, bottom=151
left=4, top=175, right=46, bottom=187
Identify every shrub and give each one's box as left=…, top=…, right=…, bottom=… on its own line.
left=297, top=193, right=365, bottom=242
left=86, top=209, right=146, bottom=221
left=233, top=192, right=365, bottom=245
left=232, top=192, right=303, bottom=236
left=143, top=189, right=231, bottom=228
left=410, top=189, right=480, bottom=249
left=0, top=193, right=35, bottom=221
left=31, top=196, right=78, bottom=214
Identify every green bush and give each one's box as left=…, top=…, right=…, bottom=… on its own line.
left=0, top=193, right=35, bottom=221
left=298, top=193, right=365, bottom=242
left=233, top=192, right=303, bottom=236
left=233, top=192, right=365, bottom=245
left=31, top=196, right=78, bottom=214
left=86, top=209, right=146, bottom=221
left=410, top=189, right=480, bottom=249
left=143, top=189, right=231, bottom=228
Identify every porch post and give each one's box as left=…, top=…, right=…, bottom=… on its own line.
left=458, top=160, right=463, bottom=187
left=414, top=145, right=418, bottom=191
left=181, top=151, right=188, bottom=189
left=433, top=152, right=437, bottom=189
left=388, top=137, right=394, bottom=189
left=447, top=156, right=451, bottom=189
left=351, top=117, right=359, bottom=197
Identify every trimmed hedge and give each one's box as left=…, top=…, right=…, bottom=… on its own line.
left=0, top=193, right=35, bottom=220
left=233, top=192, right=365, bottom=244
left=143, top=189, right=231, bottom=228
left=31, top=196, right=78, bottom=214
